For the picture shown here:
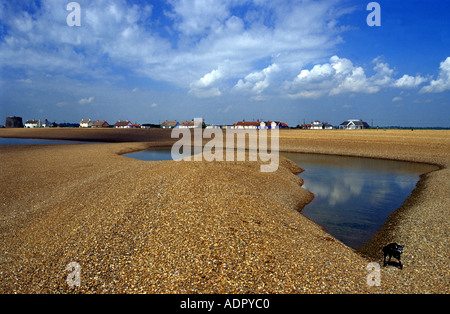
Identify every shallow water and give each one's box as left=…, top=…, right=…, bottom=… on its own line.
left=125, top=148, right=438, bottom=248
left=125, top=147, right=185, bottom=161
left=280, top=153, right=437, bottom=248
left=0, top=137, right=96, bottom=145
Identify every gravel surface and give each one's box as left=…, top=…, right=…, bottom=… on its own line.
left=0, top=129, right=448, bottom=293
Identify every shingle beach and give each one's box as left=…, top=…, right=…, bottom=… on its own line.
left=0, top=128, right=448, bottom=293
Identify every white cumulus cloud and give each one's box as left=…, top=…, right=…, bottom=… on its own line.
left=394, top=74, right=428, bottom=88
left=420, top=57, right=450, bottom=93
left=285, top=55, right=382, bottom=98
left=189, top=68, right=224, bottom=98
left=233, top=64, right=280, bottom=95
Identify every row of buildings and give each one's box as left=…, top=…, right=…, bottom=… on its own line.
left=301, top=119, right=371, bottom=130
left=80, top=119, right=291, bottom=129
left=301, top=120, right=334, bottom=130
left=4, top=116, right=370, bottom=130
left=161, top=119, right=290, bottom=129
left=230, top=120, right=289, bottom=129
left=79, top=119, right=140, bottom=129
left=4, top=117, right=54, bottom=128
left=160, top=120, right=204, bottom=129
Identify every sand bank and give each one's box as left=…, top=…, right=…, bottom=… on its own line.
left=0, top=128, right=448, bottom=293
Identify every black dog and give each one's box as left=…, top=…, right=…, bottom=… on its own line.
left=382, top=243, right=404, bottom=269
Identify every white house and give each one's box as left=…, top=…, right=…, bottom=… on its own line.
left=24, top=120, right=41, bottom=128
left=260, top=121, right=275, bottom=129
left=80, top=119, right=93, bottom=128
left=339, top=119, right=370, bottom=129
left=311, top=120, right=323, bottom=129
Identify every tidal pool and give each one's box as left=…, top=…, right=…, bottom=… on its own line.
left=0, top=137, right=96, bottom=145
left=125, top=148, right=438, bottom=249
left=280, top=152, right=437, bottom=248
left=125, top=147, right=189, bottom=161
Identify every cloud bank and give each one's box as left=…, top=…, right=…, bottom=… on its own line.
left=283, top=55, right=435, bottom=99
left=0, top=0, right=448, bottom=103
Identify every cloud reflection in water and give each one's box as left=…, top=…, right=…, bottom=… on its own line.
left=280, top=153, right=436, bottom=248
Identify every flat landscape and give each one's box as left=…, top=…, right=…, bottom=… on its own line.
left=0, top=128, right=448, bottom=293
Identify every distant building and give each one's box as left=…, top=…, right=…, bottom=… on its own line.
left=233, top=120, right=289, bottom=129
left=233, top=120, right=260, bottom=129
left=5, top=116, right=23, bottom=128
left=42, top=119, right=53, bottom=128
left=114, top=120, right=133, bottom=128
left=80, top=119, right=93, bottom=128
left=339, top=119, right=370, bottom=130
left=178, top=119, right=204, bottom=129
left=309, top=120, right=333, bottom=129
left=24, top=119, right=42, bottom=128
left=310, top=120, right=323, bottom=129
left=92, top=120, right=110, bottom=128
left=324, top=123, right=333, bottom=129
left=161, top=120, right=179, bottom=128
left=205, top=124, right=222, bottom=129
left=266, top=121, right=288, bottom=129
left=259, top=121, right=270, bottom=129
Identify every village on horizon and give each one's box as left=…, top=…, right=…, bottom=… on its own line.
left=4, top=116, right=373, bottom=130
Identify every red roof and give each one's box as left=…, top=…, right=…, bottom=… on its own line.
left=236, top=121, right=260, bottom=127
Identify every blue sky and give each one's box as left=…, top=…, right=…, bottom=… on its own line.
left=1, top=0, right=449, bottom=127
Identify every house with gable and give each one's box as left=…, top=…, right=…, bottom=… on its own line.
left=80, top=119, right=93, bottom=128
left=339, top=119, right=370, bottom=129
left=114, top=120, right=133, bottom=128
left=24, top=119, right=42, bottom=128
left=92, top=120, right=110, bottom=128
left=161, top=120, right=179, bottom=128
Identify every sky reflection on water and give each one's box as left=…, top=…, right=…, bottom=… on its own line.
left=0, top=138, right=94, bottom=145
left=125, top=147, right=187, bottom=161
left=280, top=153, right=437, bottom=248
